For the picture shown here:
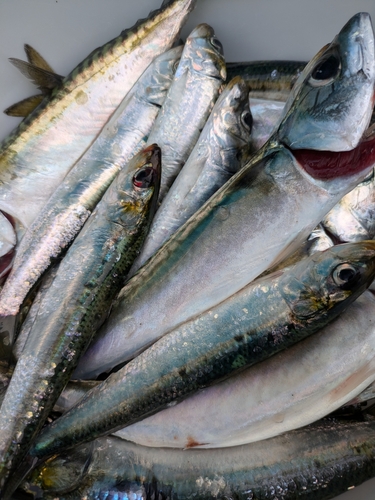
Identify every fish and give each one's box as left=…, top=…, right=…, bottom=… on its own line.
left=21, top=417, right=375, bottom=500
left=227, top=59, right=306, bottom=101
left=248, top=97, right=285, bottom=151
left=0, top=212, right=16, bottom=282
left=0, top=44, right=182, bottom=319
left=0, top=0, right=196, bottom=241
left=27, top=241, right=375, bottom=460
left=0, top=145, right=161, bottom=496
left=130, top=75, right=251, bottom=274
left=145, top=23, right=226, bottom=202
left=74, top=13, right=375, bottom=379
left=114, top=288, right=375, bottom=450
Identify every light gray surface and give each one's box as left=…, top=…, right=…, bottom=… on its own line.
left=1, top=1, right=375, bottom=499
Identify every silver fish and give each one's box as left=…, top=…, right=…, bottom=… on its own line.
left=75, top=13, right=375, bottom=379
left=145, top=23, right=226, bottom=202
left=130, top=76, right=251, bottom=274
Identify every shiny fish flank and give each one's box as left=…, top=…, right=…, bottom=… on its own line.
left=75, top=13, right=375, bottom=379
left=29, top=242, right=375, bottom=459
left=0, top=45, right=182, bottom=319
left=131, top=76, right=251, bottom=274
left=0, top=0, right=196, bottom=240
left=145, top=23, right=227, bottom=202
left=0, top=146, right=161, bottom=495
left=24, top=419, right=375, bottom=500
left=115, top=289, right=375, bottom=449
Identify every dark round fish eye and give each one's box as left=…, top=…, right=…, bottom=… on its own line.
left=332, top=263, right=360, bottom=289
left=133, top=166, right=154, bottom=189
left=210, top=36, right=224, bottom=55
left=311, top=54, right=340, bottom=82
left=241, top=111, right=253, bottom=131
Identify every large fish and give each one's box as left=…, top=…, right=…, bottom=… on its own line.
left=27, top=241, right=375, bottom=461
left=0, top=0, right=196, bottom=241
left=75, top=12, right=375, bottom=379
left=0, top=45, right=182, bottom=319
left=0, top=145, right=161, bottom=495
left=22, top=418, right=375, bottom=500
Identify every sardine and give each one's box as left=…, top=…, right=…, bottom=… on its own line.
left=131, top=76, right=251, bottom=274
left=0, top=45, right=182, bottom=318
left=75, top=13, right=375, bottom=379
left=145, top=23, right=226, bottom=202
left=22, top=418, right=375, bottom=500
left=115, top=289, right=375, bottom=450
left=29, top=241, right=375, bottom=460
left=0, top=145, right=161, bottom=495
left=0, top=0, right=196, bottom=240
left=0, top=213, right=15, bottom=281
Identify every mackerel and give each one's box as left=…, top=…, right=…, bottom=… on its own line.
left=115, top=289, right=375, bottom=450
left=23, top=418, right=375, bottom=500
left=131, top=76, right=251, bottom=274
left=75, top=13, right=375, bottom=378
left=145, top=23, right=226, bottom=202
left=29, top=241, right=375, bottom=460
left=0, top=45, right=182, bottom=318
left=0, top=145, right=161, bottom=495
left=0, top=0, right=196, bottom=240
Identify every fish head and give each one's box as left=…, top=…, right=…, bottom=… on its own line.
left=279, top=241, right=375, bottom=320
left=177, top=23, right=227, bottom=82
left=145, top=45, right=184, bottom=107
left=113, top=144, right=161, bottom=230
left=278, top=12, right=375, bottom=151
left=212, top=76, right=252, bottom=170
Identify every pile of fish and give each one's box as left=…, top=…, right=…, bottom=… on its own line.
left=1, top=0, right=375, bottom=498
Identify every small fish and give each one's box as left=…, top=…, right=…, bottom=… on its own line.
left=22, top=417, right=375, bottom=500
left=0, top=145, right=161, bottom=496
left=28, top=241, right=375, bottom=460
left=75, top=13, right=375, bottom=379
left=0, top=0, right=196, bottom=241
left=145, top=23, right=226, bottom=202
left=0, top=44, right=182, bottom=319
left=130, top=76, right=251, bottom=274
left=0, top=213, right=16, bottom=282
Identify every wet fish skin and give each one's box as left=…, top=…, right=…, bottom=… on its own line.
left=0, top=0, right=196, bottom=240
left=0, top=145, right=161, bottom=495
left=115, top=288, right=375, bottom=450
left=227, top=59, right=306, bottom=101
left=145, top=23, right=227, bottom=202
left=74, top=13, right=375, bottom=379
left=0, top=45, right=182, bottom=319
left=28, top=241, right=375, bottom=460
left=23, top=418, right=375, bottom=500
left=131, top=75, right=251, bottom=274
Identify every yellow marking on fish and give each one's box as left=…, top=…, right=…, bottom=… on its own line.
left=75, top=90, right=88, bottom=105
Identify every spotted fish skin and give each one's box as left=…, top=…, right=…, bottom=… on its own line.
left=0, top=145, right=161, bottom=497
left=0, top=0, right=196, bottom=241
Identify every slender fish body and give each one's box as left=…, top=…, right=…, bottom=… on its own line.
left=29, top=241, right=375, bottom=459
left=131, top=76, right=251, bottom=273
left=0, top=45, right=182, bottom=318
left=0, top=146, right=161, bottom=494
left=75, top=13, right=375, bottom=379
left=24, top=418, right=375, bottom=500
left=145, top=23, right=227, bottom=202
left=114, top=289, right=375, bottom=450
left=227, top=59, right=306, bottom=101
left=0, top=0, right=196, bottom=239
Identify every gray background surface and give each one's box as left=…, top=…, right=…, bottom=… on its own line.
left=1, top=1, right=375, bottom=499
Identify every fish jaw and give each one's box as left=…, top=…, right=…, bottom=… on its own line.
left=278, top=12, right=375, bottom=151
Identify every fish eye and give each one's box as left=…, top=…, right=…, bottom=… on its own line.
left=332, top=263, right=360, bottom=289
left=133, top=165, right=154, bottom=189
left=241, top=111, right=253, bottom=131
left=210, top=36, right=224, bottom=55
left=309, top=54, right=341, bottom=86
